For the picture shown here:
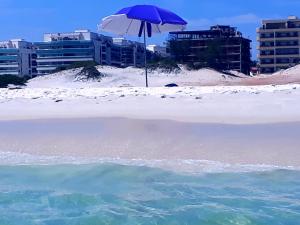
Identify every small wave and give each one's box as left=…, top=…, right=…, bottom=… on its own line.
left=0, top=151, right=298, bottom=174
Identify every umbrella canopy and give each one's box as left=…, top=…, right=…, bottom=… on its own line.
left=101, top=5, right=187, bottom=87
left=101, top=5, right=187, bottom=37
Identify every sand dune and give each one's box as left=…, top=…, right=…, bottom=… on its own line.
left=1, top=65, right=300, bottom=124
left=27, top=65, right=300, bottom=88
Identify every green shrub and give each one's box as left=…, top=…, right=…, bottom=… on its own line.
left=75, top=66, right=105, bottom=81
left=67, top=61, right=99, bottom=70
left=0, top=75, right=27, bottom=88
left=148, top=58, right=181, bottom=73
left=51, top=61, right=99, bottom=74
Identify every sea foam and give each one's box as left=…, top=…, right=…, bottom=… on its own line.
left=0, top=151, right=297, bottom=174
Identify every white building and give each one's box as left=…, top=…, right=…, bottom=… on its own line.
left=0, top=30, right=147, bottom=77
left=34, top=30, right=146, bottom=75
left=0, top=39, right=35, bottom=77
left=34, top=30, right=113, bottom=75
left=147, top=44, right=169, bottom=57
left=257, top=16, right=300, bottom=73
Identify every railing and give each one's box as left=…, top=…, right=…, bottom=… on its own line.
left=37, top=55, right=94, bottom=59
left=37, top=49, right=94, bottom=54
left=0, top=56, right=18, bottom=60
left=0, top=49, right=19, bottom=53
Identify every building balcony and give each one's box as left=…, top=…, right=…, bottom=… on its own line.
left=258, top=46, right=274, bottom=50
left=260, top=64, right=277, bottom=68
left=0, top=56, right=18, bottom=60
left=257, top=27, right=300, bottom=33
left=259, top=54, right=300, bottom=58
left=257, top=37, right=274, bottom=41
left=37, top=49, right=94, bottom=54
left=276, top=52, right=299, bottom=56
left=37, top=56, right=94, bottom=60
left=35, top=40, right=92, bottom=46
left=0, top=64, right=19, bottom=68
left=226, top=52, right=241, bottom=55
left=0, top=49, right=19, bottom=54
left=0, top=66, right=19, bottom=71
left=258, top=55, right=275, bottom=58
left=257, top=36, right=300, bottom=41
left=275, top=62, right=298, bottom=66
left=0, top=71, right=19, bottom=75
left=36, top=57, right=94, bottom=63
left=36, top=67, right=57, bottom=71
left=258, top=45, right=300, bottom=50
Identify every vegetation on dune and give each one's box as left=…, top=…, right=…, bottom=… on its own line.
left=51, top=61, right=105, bottom=82
left=148, top=57, right=181, bottom=73
left=0, top=75, right=29, bottom=88
left=52, top=61, right=99, bottom=73
left=75, top=66, right=105, bottom=82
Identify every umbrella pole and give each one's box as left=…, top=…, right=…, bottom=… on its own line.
left=143, top=26, right=148, bottom=88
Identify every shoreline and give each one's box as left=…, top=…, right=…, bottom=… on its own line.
left=1, top=115, right=300, bottom=126
left=0, top=152, right=299, bottom=174
left=1, top=117, right=300, bottom=170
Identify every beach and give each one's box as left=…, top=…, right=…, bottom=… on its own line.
left=1, top=116, right=300, bottom=224
left=1, top=80, right=300, bottom=170
left=0, top=118, right=300, bottom=170
left=1, top=70, right=300, bottom=224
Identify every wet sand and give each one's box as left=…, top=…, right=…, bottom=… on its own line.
left=0, top=118, right=300, bottom=167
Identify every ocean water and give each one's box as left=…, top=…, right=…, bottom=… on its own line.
left=0, top=163, right=299, bottom=225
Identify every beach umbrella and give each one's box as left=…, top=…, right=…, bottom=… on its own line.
left=101, top=5, right=187, bottom=87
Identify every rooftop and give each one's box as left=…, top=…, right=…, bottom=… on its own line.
left=262, top=16, right=300, bottom=23
left=169, top=25, right=250, bottom=41
left=0, top=39, right=29, bottom=49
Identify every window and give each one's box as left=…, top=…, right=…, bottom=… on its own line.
left=276, top=40, right=298, bottom=46
left=261, top=50, right=274, bottom=55
left=276, top=32, right=298, bottom=38
left=260, top=33, right=274, bottom=38
left=261, top=58, right=274, bottom=64
left=266, top=22, right=286, bottom=29
left=276, top=48, right=299, bottom=55
left=261, top=42, right=274, bottom=47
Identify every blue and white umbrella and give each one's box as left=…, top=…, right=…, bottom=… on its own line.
left=101, top=5, right=187, bottom=87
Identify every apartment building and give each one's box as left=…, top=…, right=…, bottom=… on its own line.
left=169, top=25, right=252, bottom=74
left=34, top=30, right=113, bottom=75
left=111, top=38, right=145, bottom=67
left=0, top=39, right=36, bottom=77
left=32, top=30, right=146, bottom=75
left=257, top=16, right=300, bottom=73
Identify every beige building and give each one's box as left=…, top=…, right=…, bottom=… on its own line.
left=257, top=16, right=300, bottom=74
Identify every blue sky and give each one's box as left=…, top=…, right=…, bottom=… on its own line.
left=1, top=0, right=300, bottom=59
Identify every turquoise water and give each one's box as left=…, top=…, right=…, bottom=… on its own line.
left=0, top=164, right=300, bottom=225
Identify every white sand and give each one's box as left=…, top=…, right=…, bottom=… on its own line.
left=0, top=65, right=298, bottom=124
left=1, top=83, right=300, bottom=124
left=1, top=66, right=290, bottom=124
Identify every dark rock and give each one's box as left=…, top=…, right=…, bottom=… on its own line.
left=165, top=83, right=178, bottom=87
